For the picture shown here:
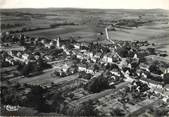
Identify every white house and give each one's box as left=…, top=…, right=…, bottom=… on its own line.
left=49, top=41, right=54, bottom=46
left=164, top=68, right=169, bottom=74
left=22, top=54, right=29, bottom=61
left=78, top=64, right=87, bottom=71
left=62, top=64, right=70, bottom=72
left=44, top=43, right=51, bottom=49
left=74, top=43, right=80, bottom=49
left=61, top=45, right=70, bottom=55
left=91, top=57, right=97, bottom=63
left=102, top=53, right=113, bottom=63
left=76, top=53, right=84, bottom=59
left=41, top=39, right=45, bottom=44
left=78, top=64, right=94, bottom=74
left=110, top=71, right=121, bottom=77
left=89, top=52, right=94, bottom=58
left=83, top=51, right=94, bottom=59
left=16, top=52, right=22, bottom=58
left=94, top=52, right=102, bottom=59
left=107, top=57, right=113, bottom=63
left=86, top=68, right=94, bottom=74
left=119, top=58, right=128, bottom=69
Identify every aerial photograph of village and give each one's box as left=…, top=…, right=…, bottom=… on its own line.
left=0, top=0, right=169, bottom=116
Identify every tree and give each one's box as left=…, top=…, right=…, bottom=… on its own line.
left=149, top=61, right=163, bottom=75
left=27, top=86, right=50, bottom=112
left=93, top=64, right=99, bottom=72
left=68, top=100, right=97, bottom=116
left=21, top=62, right=32, bottom=77
left=111, top=108, right=126, bottom=116
left=1, top=85, right=21, bottom=105
left=163, top=73, right=169, bottom=85
left=19, top=34, right=25, bottom=46
left=86, top=75, right=110, bottom=93
left=118, top=48, right=129, bottom=58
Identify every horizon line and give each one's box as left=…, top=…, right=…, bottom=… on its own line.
left=1, top=7, right=169, bottom=10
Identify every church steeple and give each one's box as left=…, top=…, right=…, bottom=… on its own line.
left=57, top=36, right=60, bottom=48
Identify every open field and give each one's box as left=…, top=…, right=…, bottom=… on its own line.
left=1, top=8, right=168, bottom=58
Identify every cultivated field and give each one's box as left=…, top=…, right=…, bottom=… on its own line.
left=1, top=8, right=169, bottom=57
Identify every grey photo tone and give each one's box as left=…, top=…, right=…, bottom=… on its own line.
left=0, top=8, right=169, bottom=116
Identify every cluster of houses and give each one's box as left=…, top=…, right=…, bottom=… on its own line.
left=1, top=31, right=169, bottom=90
left=1, top=28, right=169, bottom=117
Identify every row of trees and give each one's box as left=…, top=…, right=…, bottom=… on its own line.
left=6, top=22, right=77, bottom=34
left=9, top=27, right=47, bottom=34
left=50, top=22, right=77, bottom=28
left=1, top=23, right=25, bottom=29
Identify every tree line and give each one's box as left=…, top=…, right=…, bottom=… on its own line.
left=1, top=23, right=25, bottom=29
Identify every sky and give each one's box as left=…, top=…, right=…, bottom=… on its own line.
left=0, top=0, right=169, bottom=9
